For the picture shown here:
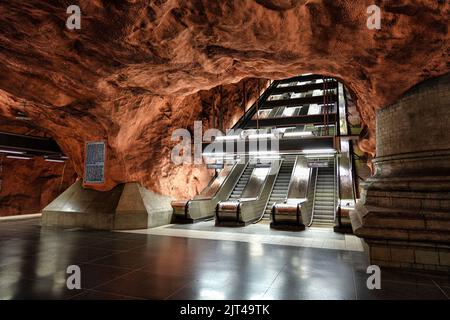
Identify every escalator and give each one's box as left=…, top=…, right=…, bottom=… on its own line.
left=216, top=161, right=280, bottom=226
left=228, top=163, right=256, bottom=201
left=262, top=158, right=296, bottom=221
left=309, top=163, right=336, bottom=226
left=171, top=160, right=247, bottom=223
left=173, top=73, right=352, bottom=231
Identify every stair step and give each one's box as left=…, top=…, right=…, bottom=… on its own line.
left=314, top=211, right=334, bottom=216
left=315, top=206, right=334, bottom=211
left=314, top=200, right=333, bottom=205
left=314, top=216, right=334, bottom=221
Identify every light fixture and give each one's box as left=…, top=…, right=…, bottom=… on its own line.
left=0, top=149, right=25, bottom=155
left=283, top=131, right=313, bottom=137
left=248, top=133, right=276, bottom=139
left=202, top=152, right=236, bottom=160
left=6, top=155, right=33, bottom=160
left=248, top=151, right=277, bottom=156
left=302, top=148, right=335, bottom=154
left=45, top=158, right=65, bottom=163
left=202, top=152, right=224, bottom=157
left=254, top=155, right=281, bottom=160
left=215, top=135, right=240, bottom=141
left=14, top=111, right=31, bottom=121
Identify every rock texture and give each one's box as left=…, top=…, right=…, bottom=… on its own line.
left=0, top=0, right=449, bottom=200
left=0, top=155, right=77, bottom=217
left=0, top=119, right=78, bottom=216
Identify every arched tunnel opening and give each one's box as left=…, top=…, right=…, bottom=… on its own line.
left=0, top=0, right=449, bottom=303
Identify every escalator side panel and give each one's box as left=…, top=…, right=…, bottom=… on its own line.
left=173, top=161, right=247, bottom=222
left=237, top=161, right=282, bottom=225
left=286, top=156, right=311, bottom=202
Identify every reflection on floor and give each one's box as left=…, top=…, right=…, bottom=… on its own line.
left=0, top=218, right=449, bottom=300
left=121, top=221, right=364, bottom=252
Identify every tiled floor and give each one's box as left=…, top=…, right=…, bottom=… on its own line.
left=124, top=221, right=364, bottom=252
left=0, top=218, right=449, bottom=300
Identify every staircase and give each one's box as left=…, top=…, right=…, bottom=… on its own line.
left=311, top=166, right=336, bottom=226
left=262, top=159, right=296, bottom=220
left=228, top=164, right=256, bottom=200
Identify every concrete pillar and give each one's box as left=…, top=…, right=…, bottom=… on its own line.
left=42, top=180, right=173, bottom=230
left=351, top=73, right=450, bottom=272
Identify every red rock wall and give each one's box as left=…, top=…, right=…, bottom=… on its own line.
left=0, top=1, right=448, bottom=199
left=0, top=156, right=77, bottom=217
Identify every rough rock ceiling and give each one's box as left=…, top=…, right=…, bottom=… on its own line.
left=0, top=0, right=449, bottom=197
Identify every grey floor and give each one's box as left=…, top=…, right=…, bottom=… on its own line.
left=168, top=219, right=345, bottom=239
left=0, top=218, right=449, bottom=300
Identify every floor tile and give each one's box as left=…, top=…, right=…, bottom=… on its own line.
left=95, top=270, right=190, bottom=299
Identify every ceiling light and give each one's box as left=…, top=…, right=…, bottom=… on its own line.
left=248, top=151, right=277, bottom=156
left=283, top=132, right=313, bottom=137
left=248, top=133, right=276, bottom=139
left=45, top=159, right=65, bottom=163
left=302, top=148, right=335, bottom=154
left=0, top=149, right=25, bottom=155
left=6, top=155, right=33, bottom=160
left=215, top=135, right=240, bottom=141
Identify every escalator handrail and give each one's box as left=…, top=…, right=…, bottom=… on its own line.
left=184, top=200, right=191, bottom=220
left=190, top=161, right=241, bottom=202
left=283, top=156, right=299, bottom=203
left=271, top=203, right=276, bottom=225
left=237, top=163, right=276, bottom=203
left=271, top=202, right=302, bottom=226
left=225, top=160, right=251, bottom=201
left=307, top=167, right=319, bottom=227
left=333, top=155, right=338, bottom=222
left=252, top=160, right=283, bottom=223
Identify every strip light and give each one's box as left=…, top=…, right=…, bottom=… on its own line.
left=248, top=151, right=277, bottom=156
left=0, top=149, right=25, bottom=155
left=247, top=133, right=276, bottom=139
left=283, top=132, right=313, bottom=137
left=215, top=135, right=240, bottom=141
left=254, top=155, right=281, bottom=160
left=302, top=148, right=335, bottom=154
left=203, top=151, right=278, bottom=157
left=6, top=155, right=32, bottom=160
left=45, top=159, right=65, bottom=163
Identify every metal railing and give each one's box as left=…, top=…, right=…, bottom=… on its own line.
left=307, top=167, right=319, bottom=227
left=333, top=155, right=339, bottom=223
left=284, top=156, right=299, bottom=203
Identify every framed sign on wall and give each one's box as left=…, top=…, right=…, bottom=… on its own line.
left=84, top=141, right=106, bottom=184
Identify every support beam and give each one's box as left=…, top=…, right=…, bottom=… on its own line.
left=271, top=82, right=338, bottom=95
left=262, top=94, right=337, bottom=109
left=245, top=113, right=337, bottom=128
left=202, top=137, right=335, bottom=155
left=278, top=74, right=329, bottom=84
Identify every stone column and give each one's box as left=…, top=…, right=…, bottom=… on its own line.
left=351, top=73, right=450, bottom=272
